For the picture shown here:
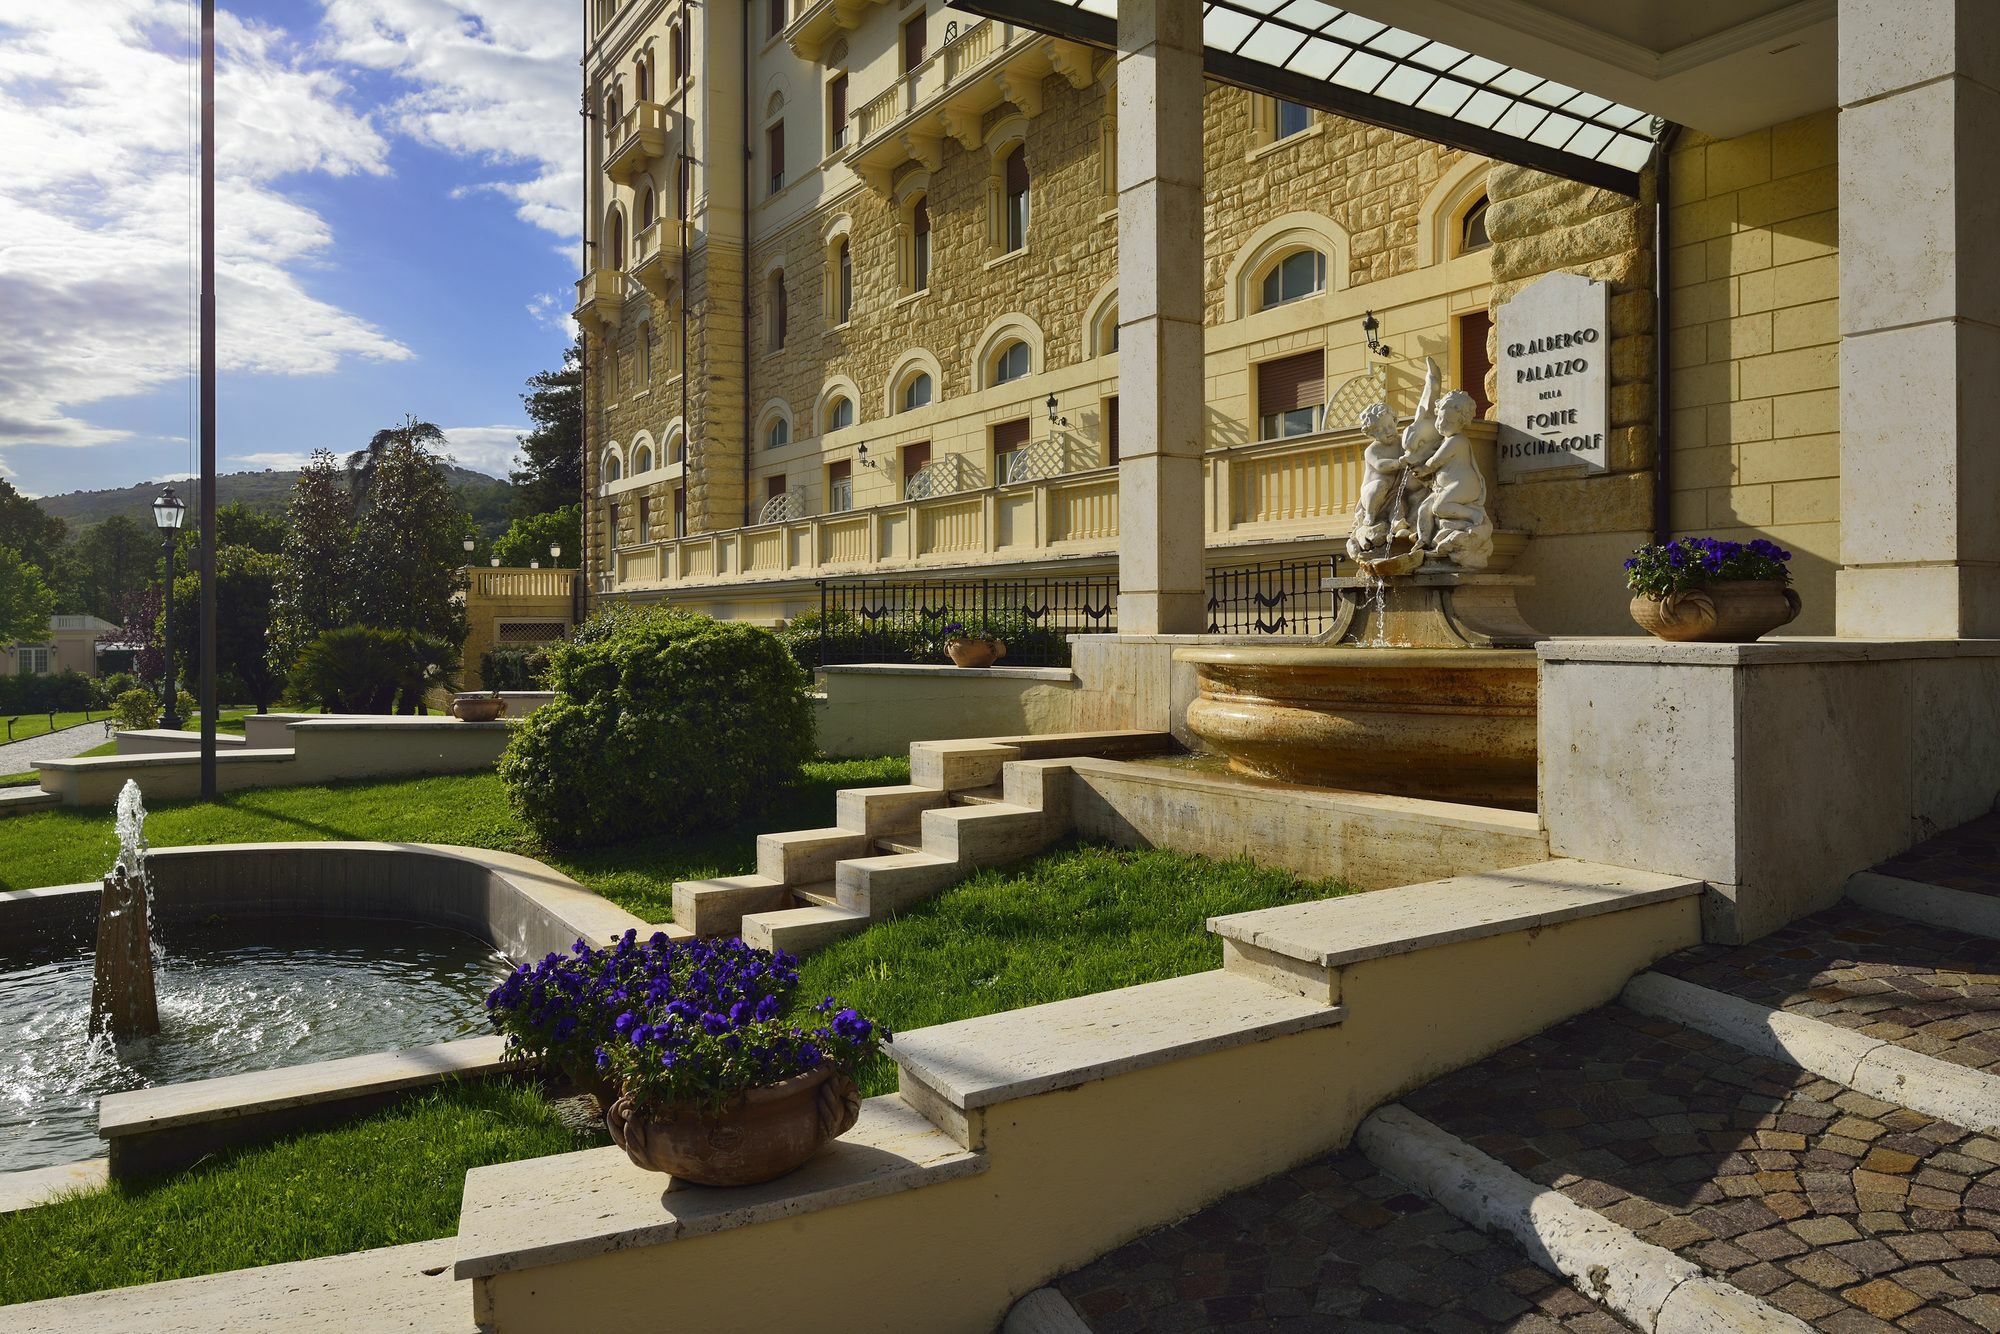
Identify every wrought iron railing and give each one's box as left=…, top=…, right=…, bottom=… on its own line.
left=812, top=575, right=1117, bottom=668
left=1203, top=559, right=1336, bottom=637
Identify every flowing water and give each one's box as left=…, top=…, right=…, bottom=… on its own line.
left=0, top=920, right=510, bottom=1173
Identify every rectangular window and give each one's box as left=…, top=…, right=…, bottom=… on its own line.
left=1255, top=350, right=1325, bottom=441
left=673, top=487, right=687, bottom=537
left=828, top=74, right=848, bottom=152
left=992, top=418, right=1031, bottom=484
left=1458, top=309, right=1494, bottom=419
left=638, top=496, right=652, bottom=543
left=766, top=474, right=788, bottom=502
left=902, top=14, right=927, bottom=72
left=828, top=460, right=853, bottom=513
left=1105, top=395, right=1120, bottom=466
left=768, top=0, right=785, bottom=38
left=607, top=502, right=620, bottom=558
left=901, top=442, right=931, bottom=491
left=1275, top=100, right=1311, bottom=139
left=1003, top=148, right=1030, bottom=253
left=911, top=198, right=931, bottom=291
left=767, top=121, right=785, bottom=195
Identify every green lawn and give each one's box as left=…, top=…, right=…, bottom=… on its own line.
left=0, top=767, right=1349, bottom=1305
left=0, top=760, right=910, bottom=920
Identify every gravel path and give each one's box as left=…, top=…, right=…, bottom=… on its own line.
left=0, top=720, right=115, bottom=775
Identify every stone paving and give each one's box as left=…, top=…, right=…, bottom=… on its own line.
left=1876, top=814, right=2000, bottom=901
left=1056, top=1148, right=1637, bottom=1333
left=1652, top=904, right=2000, bottom=1074
left=1404, top=1005, right=2000, bottom=1333
left=0, top=720, right=113, bottom=776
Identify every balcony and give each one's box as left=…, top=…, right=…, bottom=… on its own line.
left=604, top=424, right=1507, bottom=592
left=782, top=0, right=888, bottom=62
left=574, top=269, right=626, bottom=334
left=605, top=102, right=676, bottom=186
left=846, top=18, right=1097, bottom=195
left=629, top=219, right=683, bottom=300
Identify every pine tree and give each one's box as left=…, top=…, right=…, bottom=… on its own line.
left=509, top=342, right=583, bottom=518
left=267, top=450, right=355, bottom=680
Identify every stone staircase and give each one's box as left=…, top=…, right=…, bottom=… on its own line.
left=672, top=730, right=1171, bottom=955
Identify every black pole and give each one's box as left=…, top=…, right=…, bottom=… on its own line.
left=198, top=0, right=218, bottom=799
left=161, top=535, right=180, bottom=730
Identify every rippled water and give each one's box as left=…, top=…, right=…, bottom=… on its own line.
left=0, top=920, right=511, bottom=1174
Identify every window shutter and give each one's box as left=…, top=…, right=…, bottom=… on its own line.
left=1005, top=147, right=1029, bottom=195
left=1256, top=351, right=1324, bottom=417
left=829, top=460, right=851, bottom=484
left=1106, top=396, right=1120, bottom=464
left=829, top=74, right=847, bottom=125
left=902, top=442, right=931, bottom=481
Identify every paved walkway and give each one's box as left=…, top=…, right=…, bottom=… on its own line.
left=1876, top=815, right=2000, bottom=900
left=0, top=720, right=113, bottom=775
left=1404, top=1004, right=2000, bottom=1333
left=1055, top=1148, right=1636, bottom=1332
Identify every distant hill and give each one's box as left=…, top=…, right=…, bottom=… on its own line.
left=37, top=465, right=520, bottom=538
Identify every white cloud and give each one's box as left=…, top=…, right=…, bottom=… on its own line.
left=439, top=424, right=527, bottom=478
left=526, top=291, right=579, bottom=338
left=228, top=451, right=318, bottom=471
left=0, top=3, right=413, bottom=451
left=319, top=0, right=583, bottom=241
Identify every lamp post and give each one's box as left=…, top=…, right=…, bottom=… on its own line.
left=462, top=535, right=477, bottom=564
left=153, top=486, right=187, bottom=729
left=549, top=543, right=563, bottom=567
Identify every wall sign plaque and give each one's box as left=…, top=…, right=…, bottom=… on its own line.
left=1495, top=271, right=1611, bottom=479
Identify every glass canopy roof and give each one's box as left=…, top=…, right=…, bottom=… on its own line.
left=953, top=0, right=1656, bottom=193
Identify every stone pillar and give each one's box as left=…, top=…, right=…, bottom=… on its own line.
left=1836, top=0, right=2000, bottom=637
left=1114, top=0, right=1207, bottom=635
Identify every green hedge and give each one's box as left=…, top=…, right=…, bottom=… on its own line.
left=0, top=671, right=99, bottom=715
left=499, top=608, right=815, bottom=848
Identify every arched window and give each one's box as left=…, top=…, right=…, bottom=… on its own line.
left=669, top=25, right=685, bottom=87
left=770, top=270, right=788, bottom=350
left=1002, top=147, right=1029, bottom=253
left=826, top=395, right=855, bottom=431
left=605, top=209, right=626, bottom=271
left=911, top=195, right=931, bottom=292
left=637, top=185, right=655, bottom=231
left=635, top=61, right=649, bottom=103
left=1459, top=194, right=1491, bottom=254
left=632, top=443, right=653, bottom=473
left=604, top=451, right=623, bottom=482
left=992, top=340, right=1030, bottom=385
left=1259, top=249, right=1325, bottom=310
left=766, top=417, right=790, bottom=450
left=836, top=240, right=853, bottom=324
left=666, top=429, right=685, bottom=464
left=902, top=372, right=933, bottom=412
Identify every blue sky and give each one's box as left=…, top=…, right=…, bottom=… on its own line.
left=0, top=0, right=582, bottom=499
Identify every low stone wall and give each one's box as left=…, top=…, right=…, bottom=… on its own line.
left=1539, top=637, right=2000, bottom=942
left=814, top=665, right=1084, bottom=758
left=113, top=730, right=248, bottom=757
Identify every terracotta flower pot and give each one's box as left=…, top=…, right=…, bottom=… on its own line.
left=1629, top=579, right=1802, bottom=643
left=945, top=638, right=1006, bottom=669
left=605, top=1064, right=862, bottom=1186
left=451, top=694, right=506, bottom=722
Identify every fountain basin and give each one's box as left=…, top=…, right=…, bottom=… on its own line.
left=1176, top=646, right=1539, bottom=807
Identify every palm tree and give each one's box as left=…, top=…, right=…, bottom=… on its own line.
left=347, top=416, right=446, bottom=509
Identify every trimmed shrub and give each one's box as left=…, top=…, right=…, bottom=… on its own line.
left=0, top=671, right=98, bottom=716
left=499, top=608, right=815, bottom=848
left=113, top=689, right=160, bottom=731
left=96, top=673, right=140, bottom=707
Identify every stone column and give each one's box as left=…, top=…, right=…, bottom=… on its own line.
left=1836, top=0, right=2000, bottom=637
left=1115, top=0, right=1207, bottom=635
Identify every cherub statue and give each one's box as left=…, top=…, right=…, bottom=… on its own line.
left=1412, top=388, right=1494, bottom=571
left=1345, top=358, right=1442, bottom=563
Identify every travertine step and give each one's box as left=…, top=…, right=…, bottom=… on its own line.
left=0, top=786, right=60, bottom=816
left=950, top=784, right=1008, bottom=807
left=872, top=837, right=923, bottom=857
left=790, top=881, right=839, bottom=909
left=1847, top=811, right=2000, bottom=940
left=740, top=902, right=869, bottom=954
left=1399, top=1003, right=2000, bottom=1332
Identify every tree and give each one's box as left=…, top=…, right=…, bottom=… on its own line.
left=53, top=514, right=155, bottom=619
left=169, top=546, right=283, bottom=713
left=268, top=450, right=355, bottom=681
left=348, top=416, right=446, bottom=510
left=0, top=545, right=56, bottom=644
left=509, top=342, right=583, bottom=518
left=0, top=479, right=65, bottom=576
left=492, top=505, right=582, bottom=568
left=348, top=433, right=470, bottom=648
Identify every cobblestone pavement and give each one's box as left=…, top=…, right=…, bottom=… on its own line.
left=1404, top=1005, right=2000, bottom=1333
left=1653, top=905, right=2000, bottom=1074
left=1876, top=814, right=2000, bottom=900
left=1055, top=1149, right=1637, bottom=1333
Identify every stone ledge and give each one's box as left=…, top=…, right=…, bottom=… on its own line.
left=888, top=970, right=1344, bottom=1115
left=819, top=663, right=1076, bottom=682
left=286, top=716, right=513, bottom=732
left=99, top=1035, right=510, bottom=1140
left=0, top=1158, right=107, bottom=1216
left=1208, top=859, right=1703, bottom=970
left=1538, top=635, right=2000, bottom=665
left=37, top=748, right=297, bottom=772
left=453, top=1094, right=984, bottom=1281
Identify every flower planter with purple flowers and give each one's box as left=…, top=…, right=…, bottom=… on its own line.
left=486, top=932, right=888, bottom=1186
left=1623, top=537, right=1801, bottom=643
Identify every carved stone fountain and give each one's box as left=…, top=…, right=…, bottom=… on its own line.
left=1179, top=362, right=1545, bottom=807
left=89, top=780, right=160, bottom=1040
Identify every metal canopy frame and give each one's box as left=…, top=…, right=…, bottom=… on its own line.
left=953, top=0, right=1652, bottom=194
